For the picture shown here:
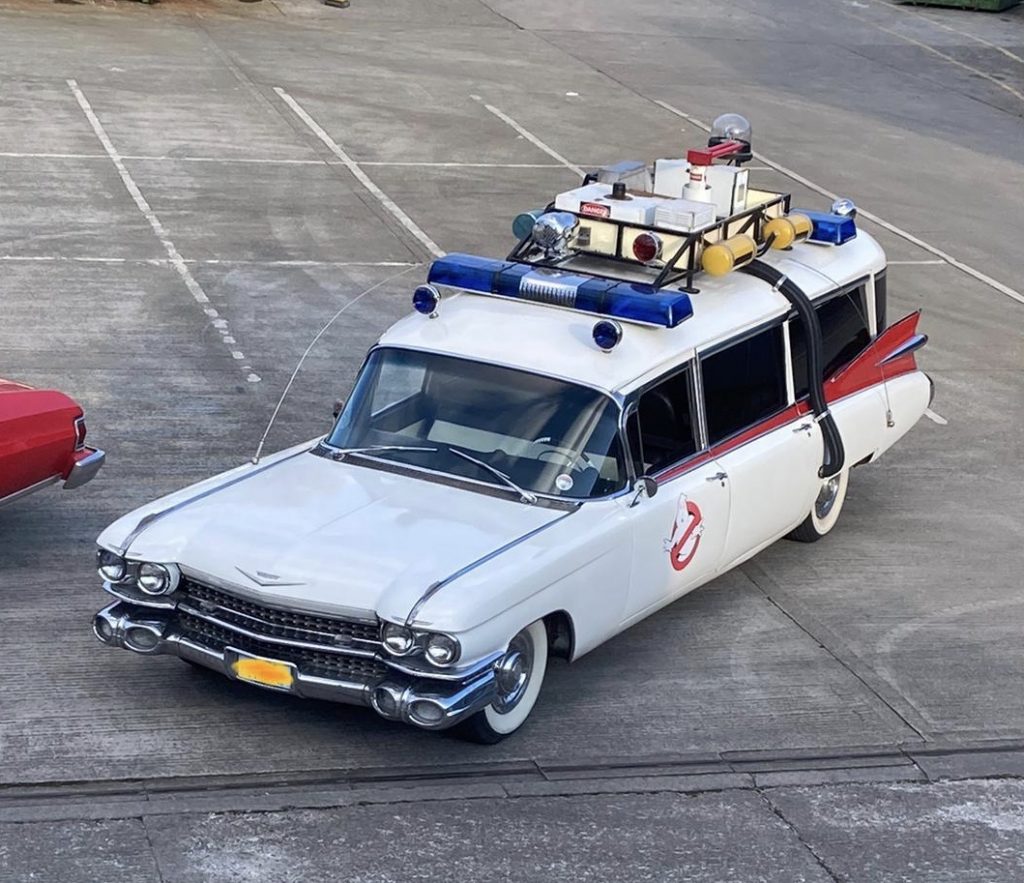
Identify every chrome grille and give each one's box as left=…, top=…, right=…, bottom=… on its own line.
left=179, top=578, right=380, bottom=650
left=179, top=612, right=388, bottom=683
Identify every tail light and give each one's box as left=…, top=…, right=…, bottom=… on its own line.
left=74, top=416, right=87, bottom=451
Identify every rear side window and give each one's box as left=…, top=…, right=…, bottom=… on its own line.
left=701, top=325, right=787, bottom=444
left=631, top=365, right=699, bottom=473
left=791, top=286, right=871, bottom=398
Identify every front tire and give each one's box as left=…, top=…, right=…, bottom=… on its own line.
left=457, top=619, right=548, bottom=744
left=787, top=469, right=849, bottom=543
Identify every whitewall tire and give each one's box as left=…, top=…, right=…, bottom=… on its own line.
left=787, top=469, right=849, bottom=543
left=458, top=619, right=548, bottom=744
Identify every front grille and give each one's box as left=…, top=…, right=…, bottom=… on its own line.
left=179, top=611, right=389, bottom=683
left=179, top=578, right=380, bottom=650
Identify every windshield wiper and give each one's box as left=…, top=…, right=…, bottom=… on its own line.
left=329, top=444, right=437, bottom=461
left=444, top=446, right=538, bottom=505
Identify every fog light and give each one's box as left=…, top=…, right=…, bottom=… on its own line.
left=372, top=686, right=400, bottom=718
left=97, top=549, right=127, bottom=583
left=94, top=615, right=114, bottom=642
left=424, top=633, right=460, bottom=667
left=125, top=626, right=159, bottom=651
left=409, top=700, right=445, bottom=726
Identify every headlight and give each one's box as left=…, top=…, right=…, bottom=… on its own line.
left=424, top=633, right=460, bottom=667
left=97, top=549, right=127, bottom=583
left=382, top=622, right=415, bottom=656
left=137, top=562, right=177, bottom=596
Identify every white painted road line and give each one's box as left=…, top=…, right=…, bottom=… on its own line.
left=0, top=255, right=421, bottom=269
left=274, top=86, right=443, bottom=259
left=67, top=79, right=260, bottom=383
left=471, top=95, right=586, bottom=177
left=924, top=408, right=948, bottom=426
left=1, top=150, right=570, bottom=170
left=655, top=100, right=1024, bottom=306
left=887, top=260, right=946, bottom=266
left=876, top=0, right=1024, bottom=66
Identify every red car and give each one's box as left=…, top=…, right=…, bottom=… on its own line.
left=0, top=378, right=105, bottom=508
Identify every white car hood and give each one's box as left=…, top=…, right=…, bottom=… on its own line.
left=115, top=450, right=566, bottom=621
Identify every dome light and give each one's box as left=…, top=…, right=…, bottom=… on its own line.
left=592, top=319, right=623, bottom=352
left=830, top=197, right=857, bottom=218
left=412, top=284, right=440, bottom=317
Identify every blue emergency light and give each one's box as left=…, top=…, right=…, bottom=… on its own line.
left=796, top=209, right=858, bottom=246
left=427, top=253, right=693, bottom=328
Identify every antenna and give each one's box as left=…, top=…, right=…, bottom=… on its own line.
left=251, top=264, right=421, bottom=465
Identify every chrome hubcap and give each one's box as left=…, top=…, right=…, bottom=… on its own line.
left=493, top=632, right=533, bottom=713
left=815, top=476, right=841, bottom=520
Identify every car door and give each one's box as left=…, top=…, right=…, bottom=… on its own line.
left=620, top=362, right=731, bottom=625
left=699, top=323, right=820, bottom=569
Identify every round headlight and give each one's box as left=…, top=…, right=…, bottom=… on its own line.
left=137, top=562, right=171, bottom=596
left=424, top=633, right=460, bottom=667
left=382, top=622, right=415, bottom=656
left=97, top=549, right=127, bottom=583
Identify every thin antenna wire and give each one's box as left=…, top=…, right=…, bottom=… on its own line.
left=251, top=264, right=421, bottom=464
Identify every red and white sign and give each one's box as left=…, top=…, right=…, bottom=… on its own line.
left=666, top=494, right=704, bottom=572
left=579, top=201, right=611, bottom=219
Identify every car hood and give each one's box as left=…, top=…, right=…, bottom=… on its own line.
left=118, top=450, right=567, bottom=622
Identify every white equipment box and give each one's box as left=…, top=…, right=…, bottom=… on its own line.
left=554, top=183, right=716, bottom=232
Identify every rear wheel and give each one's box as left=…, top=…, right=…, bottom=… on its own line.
left=457, top=619, right=548, bottom=744
left=787, top=469, right=849, bottom=543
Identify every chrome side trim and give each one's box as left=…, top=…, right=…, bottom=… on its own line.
left=403, top=508, right=577, bottom=627
left=0, top=474, right=61, bottom=510
left=881, top=333, right=928, bottom=365
left=115, top=446, right=312, bottom=556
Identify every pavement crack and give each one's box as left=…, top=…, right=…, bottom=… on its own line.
left=756, top=786, right=843, bottom=883
left=140, top=814, right=167, bottom=883
left=739, top=562, right=930, bottom=743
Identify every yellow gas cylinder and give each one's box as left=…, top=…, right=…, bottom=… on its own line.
left=701, top=234, right=757, bottom=276
left=763, top=213, right=812, bottom=249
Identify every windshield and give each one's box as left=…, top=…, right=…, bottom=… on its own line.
left=327, top=348, right=626, bottom=501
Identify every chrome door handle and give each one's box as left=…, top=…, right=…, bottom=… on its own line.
left=793, top=422, right=813, bottom=434
left=706, top=472, right=728, bottom=484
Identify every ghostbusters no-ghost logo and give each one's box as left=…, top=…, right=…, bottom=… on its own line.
left=663, top=493, right=705, bottom=572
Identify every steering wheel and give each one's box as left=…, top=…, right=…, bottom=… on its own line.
left=534, top=442, right=594, bottom=473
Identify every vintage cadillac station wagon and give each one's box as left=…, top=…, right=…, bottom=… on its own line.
left=93, top=120, right=930, bottom=742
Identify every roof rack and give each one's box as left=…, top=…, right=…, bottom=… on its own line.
left=506, top=191, right=791, bottom=294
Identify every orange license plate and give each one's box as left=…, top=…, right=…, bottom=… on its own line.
left=231, top=654, right=295, bottom=690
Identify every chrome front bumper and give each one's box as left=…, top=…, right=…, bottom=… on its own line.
left=64, top=447, right=105, bottom=490
left=93, top=601, right=498, bottom=731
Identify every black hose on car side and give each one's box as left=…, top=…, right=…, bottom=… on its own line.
left=740, top=260, right=845, bottom=479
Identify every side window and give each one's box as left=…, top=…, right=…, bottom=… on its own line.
left=791, top=286, right=872, bottom=398
left=702, top=325, right=787, bottom=444
left=631, top=365, right=699, bottom=473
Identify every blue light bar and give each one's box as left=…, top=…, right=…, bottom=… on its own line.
left=795, top=209, right=857, bottom=245
left=427, top=253, right=693, bottom=328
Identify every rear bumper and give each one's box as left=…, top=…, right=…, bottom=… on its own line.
left=64, top=447, right=105, bottom=490
left=93, top=601, right=498, bottom=731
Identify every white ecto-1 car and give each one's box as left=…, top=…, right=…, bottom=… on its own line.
left=94, top=116, right=931, bottom=742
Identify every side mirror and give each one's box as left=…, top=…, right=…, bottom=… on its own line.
left=630, top=475, right=658, bottom=507
left=332, top=398, right=345, bottom=419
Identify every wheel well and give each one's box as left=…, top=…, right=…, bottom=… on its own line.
left=543, top=611, right=575, bottom=661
